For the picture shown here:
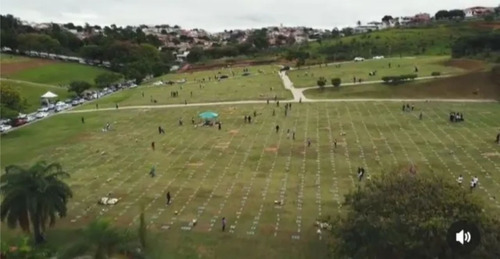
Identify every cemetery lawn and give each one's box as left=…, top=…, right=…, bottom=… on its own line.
left=288, top=56, right=467, bottom=88
left=77, top=65, right=291, bottom=109
left=3, top=62, right=108, bottom=85
left=0, top=53, right=30, bottom=63
left=1, top=101, right=499, bottom=258
left=0, top=80, right=72, bottom=112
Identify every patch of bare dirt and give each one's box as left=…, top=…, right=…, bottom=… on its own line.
left=482, top=152, right=500, bottom=158
left=443, top=59, right=486, bottom=72
left=0, top=58, right=56, bottom=75
left=229, top=130, right=239, bottom=135
left=188, top=162, right=204, bottom=167
left=265, top=147, right=278, bottom=152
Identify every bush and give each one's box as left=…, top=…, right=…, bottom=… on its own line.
left=331, top=78, right=341, bottom=87
left=431, top=72, right=441, bottom=76
left=317, top=77, right=327, bottom=89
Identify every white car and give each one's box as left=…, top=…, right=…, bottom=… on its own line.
left=37, top=107, right=49, bottom=112
left=35, top=112, right=49, bottom=119
left=130, top=84, right=138, bottom=88
left=373, top=56, right=385, bottom=60
left=0, top=124, right=12, bottom=132
left=27, top=115, right=36, bottom=122
left=48, top=104, right=55, bottom=110
left=354, top=57, right=365, bottom=62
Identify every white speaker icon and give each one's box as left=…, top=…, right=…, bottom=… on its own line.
left=456, top=230, right=472, bottom=245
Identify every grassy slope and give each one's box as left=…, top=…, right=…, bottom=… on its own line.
left=78, top=65, right=291, bottom=109
left=1, top=102, right=499, bottom=258
left=304, top=21, right=499, bottom=62
left=288, top=56, right=464, bottom=87
left=0, top=53, right=30, bottom=63
left=5, top=62, right=108, bottom=85
left=0, top=80, right=72, bottom=112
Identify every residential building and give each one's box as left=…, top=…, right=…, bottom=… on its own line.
left=464, top=6, right=494, bottom=17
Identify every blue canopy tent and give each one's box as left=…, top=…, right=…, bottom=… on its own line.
left=199, top=111, right=219, bottom=120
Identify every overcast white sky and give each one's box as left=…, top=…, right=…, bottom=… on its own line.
left=2, top=0, right=499, bottom=32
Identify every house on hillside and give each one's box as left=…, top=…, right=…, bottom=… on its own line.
left=175, top=51, right=190, bottom=63
left=464, top=6, right=494, bottom=17
left=412, top=13, right=431, bottom=24
left=353, top=24, right=379, bottom=34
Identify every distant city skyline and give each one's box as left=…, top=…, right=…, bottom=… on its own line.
left=2, top=0, right=498, bottom=32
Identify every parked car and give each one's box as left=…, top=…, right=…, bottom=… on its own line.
left=65, top=99, right=72, bottom=104
left=71, top=100, right=79, bottom=106
left=373, top=56, right=385, bottom=60
left=0, top=119, right=11, bottom=125
left=35, top=112, right=49, bottom=118
left=0, top=124, right=12, bottom=132
left=48, top=103, right=55, bottom=110
left=12, top=117, right=28, bottom=127
left=27, top=115, right=36, bottom=122
left=354, top=57, right=365, bottom=62
left=78, top=98, right=85, bottom=104
left=37, top=107, right=49, bottom=112
left=130, top=84, right=138, bottom=88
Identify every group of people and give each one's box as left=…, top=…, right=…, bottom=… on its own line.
left=457, top=175, right=479, bottom=191
left=243, top=115, right=253, bottom=124
left=449, top=112, right=465, bottom=123
left=171, top=91, right=180, bottom=98
left=402, top=103, right=415, bottom=112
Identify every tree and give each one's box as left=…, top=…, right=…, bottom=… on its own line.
left=68, top=81, right=92, bottom=96
left=356, top=21, right=361, bottom=26
left=296, top=57, right=306, bottom=68
left=331, top=27, right=340, bottom=38
left=0, top=86, right=26, bottom=119
left=0, top=161, right=73, bottom=244
left=331, top=78, right=341, bottom=87
left=341, top=27, right=354, bottom=37
left=328, top=171, right=500, bottom=258
left=435, top=10, right=450, bottom=20
left=449, top=9, right=466, bottom=20
left=80, top=45, right=104, bottom=61
left=382, top=15, right=393, bottom=23
left=94, top=73, right=123, bottom=88
left=187, top=47, right=204, bottom=63
left=17, top=33, right=61, bottom=53
left=317, top=77, right=327, bottom=90
left=62, top=219, right=139, bottom=259
left=247, top=29, right=269, bottom=49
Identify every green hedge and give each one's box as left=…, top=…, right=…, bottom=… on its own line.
left=382, top=74, right=418, bottom=85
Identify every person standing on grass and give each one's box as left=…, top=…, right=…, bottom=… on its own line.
left=149, top=165, right=156, bottom=177
left=496, top=132, right=500, bottom=144
left=244, top=115, right=248, bottom=123
left=419, top=112, right=423, bottom=120
left=142, top=91, right=144, bottom=97
left=179, top=118, right=183, bottom=126
left=248, top=116, right=252, bottom=124
left=292, top=130, right=296, bottom=140
left=272, top=109, right=276, bottom=116
left=166, top=191, right=171, bottom=205
left=276, top=125, right=280, bottom=133
left=334, top=139, right=337, bottom=148
left=190, top=91, right=193, bottom=97
left=115, top=103, right=119, bottom=109
left=151, top=141, right=155, bottom=151
left=158, top=126, right=162, bottom=134
left=218, top=122, right=222, bottom=130
left=81, top=117, right=85, bottom=124
left=307, top=138, right=311, bottom=147
left=222, top=217, right=227, bottom=232
left=96, top=103, right=99, bottom=109
left=254, top=111, right=257, bottom=117
left=192, top=117, right=195, bottom=125
left=277, top=101, right=280, bottom=107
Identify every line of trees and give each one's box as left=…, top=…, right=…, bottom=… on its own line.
left=435, top=9, right=466, bottom=20
left=451, top=32, right=500, bottom=60
left=0, top=14, right=175, bottom=82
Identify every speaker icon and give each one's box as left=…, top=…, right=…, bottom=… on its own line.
left=456, top=230, right=472, bottom=245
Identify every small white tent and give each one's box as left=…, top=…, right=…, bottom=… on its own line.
left=41, top=91, right=58, bottom=98
left=41, top=91, right=58, bottom=105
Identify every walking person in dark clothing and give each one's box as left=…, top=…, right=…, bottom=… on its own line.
left=81, top=117, right=85, bottom=124
left=179, top=118, right=183, bottom=126
left=276, top=125, right=280, bottom=133
left=334, top=139, right=337, bottom=148
left=115, top=103, right=119, bottom=109
left=158, top=126, right=162, bottom=134
left=192, top=117, right=195, bottom=125
left=222, top=217, right=227, bottom=232
left=272, top=109, right=276, bottom=116
left=307, top=138, right=311, bottom=147
left=277, top=101, right=280, bottom=107
left=248, top=116, right=252, bottom=123
left=151, top=141, right=155, bottom=151
left=218, top=122, right=222, bottom=130
left=419, top=112, right=423, bottom=120
left=166, top=191, right=171, bottom=205
left=96, top=103, right=99, bottom=109
left=292, top=130, right=296, bottom=140
left=253, top=111, right=257, bottom=117
left=496, top=133, right=500, bottom=144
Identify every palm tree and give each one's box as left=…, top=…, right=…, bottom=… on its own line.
left=1, top=161, right=73, bottom=244
left=62, top=219, right=139, bottom=259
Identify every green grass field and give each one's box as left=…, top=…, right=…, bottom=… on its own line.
left=0, top=80, right=72, bottom=112
left=288, top=56, right=465, bottom=88
left=0, top=53, right=30, bottom=63
left=4, top=62, right=109, bottom=85
left=78, top=65, right=291, bottom=109
left=2, top=101, right=499, bottom=258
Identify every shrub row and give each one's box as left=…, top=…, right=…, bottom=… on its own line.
left=382, top=74, right=418, bottom=84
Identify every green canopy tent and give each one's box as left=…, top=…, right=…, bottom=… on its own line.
left=199, top=111, right=219, bottom=120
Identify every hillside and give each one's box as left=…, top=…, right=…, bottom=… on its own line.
left=301, top=21, right=500, bottom=63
